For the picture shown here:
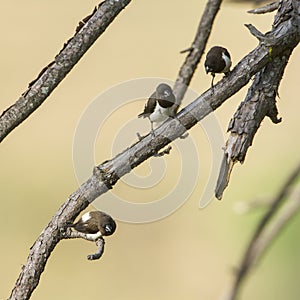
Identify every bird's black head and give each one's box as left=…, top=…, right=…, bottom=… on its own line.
left=156, top=83, right=173, bottom=99
left=204, top=46, right=232, bottom=76
left=205, top=65, right=214, bottom=74
left=101, top=215, right=117, bottom=236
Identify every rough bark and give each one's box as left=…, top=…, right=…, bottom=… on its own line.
left=172, top=0, right=223, bottom=112
left=215, top=0, right=299, bottom=199
left=0, top=0, right=131, bottom=143
left=7, top=0, right=300, bottom=299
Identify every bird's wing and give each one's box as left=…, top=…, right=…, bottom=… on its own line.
left=72, top=218, right=99, bottom=234
left=138, top=92, right=157, bottom=118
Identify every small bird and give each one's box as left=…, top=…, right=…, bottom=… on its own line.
left=204, top=46, right=232, bottom=89
left=138, top=83, right=176, bottom=137
left=70, top=211, right=116, bottom=241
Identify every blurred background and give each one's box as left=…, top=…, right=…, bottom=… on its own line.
left=1, top=1, right=300, bottom=299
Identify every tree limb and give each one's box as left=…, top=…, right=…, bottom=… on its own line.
left=0, top=0, right=131, bottom=143
left=8, top=0, right=300, bottom=299
left=248, top=1, right=279, bottom=14
left=8, top=0, right=222, bottom=298
left=172, top=0, right=223, bottom=113
left=60, top=227, right=106, bottom=260
left=215, top=0, right=299, bottom=199
left=223, top=162, right=300, bottom=300
left=215, top=48, right=289, bottom=199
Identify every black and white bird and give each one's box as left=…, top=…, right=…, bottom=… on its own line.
left=138, top=83, right=176, bottom=136
left=70, top=211, right=116, bottom=241
left=204, top=46, right=232, bottom=89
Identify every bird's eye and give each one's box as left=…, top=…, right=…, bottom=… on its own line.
left=105, top=224, right=112, bottom=233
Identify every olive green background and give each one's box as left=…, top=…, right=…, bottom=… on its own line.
left=1, top=1, right=300, bottom=299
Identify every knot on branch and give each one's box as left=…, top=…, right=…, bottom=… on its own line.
left=93, top=165, right=118, bottom=190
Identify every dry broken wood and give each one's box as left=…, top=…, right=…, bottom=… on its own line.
left=0, top=0, right=131, bottom=143
left=6, top=1, right=300, bottom=299
left=215, top=0, right=299, bottom=199
left=223, top=162, right=300, bottom=300
left=248, top=1, right=279, bottom=14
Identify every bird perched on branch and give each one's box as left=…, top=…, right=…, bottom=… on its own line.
left=205, top=46, right=232, bottom=89
left=138, top=83, right=176, bottom=137
left=64, top=211, right=116, bottom=260
left=70, top=211, right=116, bottom=241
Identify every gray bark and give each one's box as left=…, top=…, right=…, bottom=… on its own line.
left=172, top=0, right=223, bottom=112
left=6, top=0, right=300, bottom=299
left=0, top=0, right=131, bottom=143
left=215, top=0, right=300, bottom=199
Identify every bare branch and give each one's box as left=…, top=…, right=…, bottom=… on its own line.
left=60, top=228, right=105, bottom=260
left=215, top=49, right=289, bottom=199
left=248, top=1, right=279, bottom=14
left=223, top=163, right=300, bottom=300
left=59, top=226, right=98, bottom=242
left=8, top=0, right=300, bottom=299
left=215, top=0, right=299, bottom=199
left=172, top=0, right=223, bottom=113
left=0, top=0, right=131, bottom=143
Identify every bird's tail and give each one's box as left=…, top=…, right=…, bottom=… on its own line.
left=138, top=112, right=147, bottom=118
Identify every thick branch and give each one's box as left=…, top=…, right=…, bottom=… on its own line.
left=215, top=49, right=291, bottom=199
left=0, top=0, right=131, bottom=143
left=224, top=163, right=300, bottom=300
left=172, top=0, right=223, bottom=113
left=8, top=0, right=299, bottom=299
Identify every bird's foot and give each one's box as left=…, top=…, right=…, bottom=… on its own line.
left=223, top=71, right=231, bottom=78
left=180, top=46, right=194, bottom=54
left=136, top=130, right=156, bottom=140
left=59, top=226, right=72, bottom=239
left=136, top=132, right=144, bottom=141
left=151, top=130, right=156, bottom=138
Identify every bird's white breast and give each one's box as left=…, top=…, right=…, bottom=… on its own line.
left=149, top=103, right=171, bottom=123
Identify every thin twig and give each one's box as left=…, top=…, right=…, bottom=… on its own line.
left=60, top=228, right=106, bottom=260
left=0, top=0, right=131, bottom=143
left=223, top=163, right=300, bottom=300
left=172, top=0, right=223, bottom=114
left=8, top=1, right=300, bottom=299
left=215, top=49, right=289, bottom=200
left=248, top=1, right=279, bottom=14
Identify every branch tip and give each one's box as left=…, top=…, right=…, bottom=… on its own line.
left=244, top=24, right=265, bottom=41
left=180, top=46, right=194, bottom=54
left=247, top=1, right=279, bottom=15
